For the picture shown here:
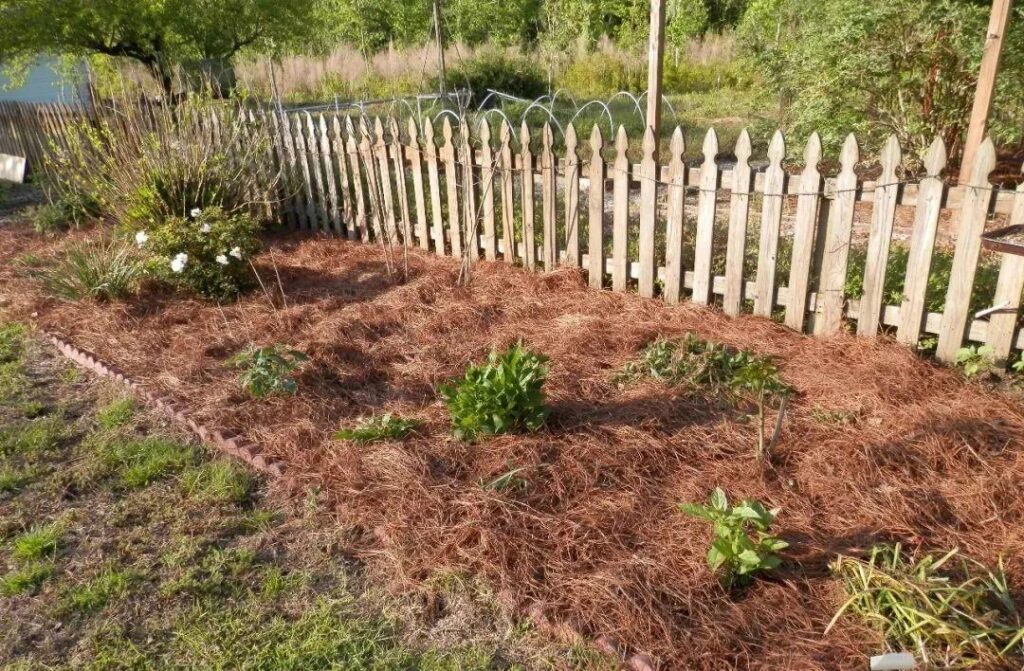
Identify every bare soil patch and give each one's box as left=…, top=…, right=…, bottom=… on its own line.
left=2, top=220, right=1023, bottom=670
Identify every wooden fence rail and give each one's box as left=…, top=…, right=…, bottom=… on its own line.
left=2, top=100, right=1022, bottom=365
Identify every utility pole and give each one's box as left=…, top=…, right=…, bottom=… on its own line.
left=645, top=0, right=668, bottom=146
left=433, top=0, right=447, bottom=97
left=959, top=0, right=1014, bottom=183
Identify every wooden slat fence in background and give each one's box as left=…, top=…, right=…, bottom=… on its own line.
left=3, top=101, right=1023, bottom=366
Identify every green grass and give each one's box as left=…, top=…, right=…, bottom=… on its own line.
left=0, top=465, right=36, bottom=493
left=95, top=397, right=136, bottom=430
left=0, top=322, right=27, bottom=364
left=11, top=521, right=65, bottom=562
left=97, top=435, right=199, bottom=488
left=180, top=459, right=255, bottom=505
left=0, top=561, right=55, bottom=596
left=62, top=566, right=140, bottom=614
left=0, top=416, right=65, bottom=456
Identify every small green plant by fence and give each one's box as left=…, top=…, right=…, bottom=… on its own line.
left=1, top=99, right=1022, bottom=367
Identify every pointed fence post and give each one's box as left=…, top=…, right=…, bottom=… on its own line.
left=692, top=128, right=720, bottom=305
left=541, top=123, right=558, bottom=271
left=612, top=125, right=630, bottom=292
left=857, top=135, right=902, bottom=337
left=754, top=130, right=786, bottom=317
left=815, top=134, right=859, bottom=335
left=638, top=125, right=659, bottom=297
left=519, top=122, right=536, bottom=269
left=407, top=118, right=431, bottom=250
left=723, top=129, right=752, bottom=316
left=987, top=162, right=1024, bottom=366
left=784, top=132, right=823, bottom=331
left=479, top=119, right=497, bottom=261
left=664, top=127, right=687, bottom=304
left=423, top=118, right=445, bottom=255
left=564, top=122, right=581, bottom=268
left=499, top=122, right=516, bottom=261
left=587, top=125, right=606, bottom=289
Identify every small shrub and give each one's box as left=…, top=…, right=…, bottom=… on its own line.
left=955, top=344, right=995, bottom=378
left=37, top=240, right=144, bottom=302
left=680, top=488, right=787, bottom=588
left=228, top=345, right=308, bottom=399
left=0, top=561, right=54, bottom=596
left=96, top=397, right=136, bottom=430
left=141, top=206, right=261, bottom=301
left=443, top=49, right=547, bottom=103
left=180, top=460, right=255, bottom=505
left=12, top=521, right=64, bottom=562
left=729, top=356, right=791, bottom=460
left=441, top=343, right=549, bottom=440
left=829, top=544, right=1024, bottom=667
left=334, top=414, right=419, bottom=444
left=616, top=334, right=751, bottom=388
left=31, top=191, right=100, bottom=234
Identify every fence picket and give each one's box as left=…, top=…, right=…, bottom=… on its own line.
left=293, top=113, right=317, bottom=229
left=345, top=119, right=369, bottom=242
left=723, top=130, right=752, bottom=316
left=499, top=122, right=516, bottom=262
left=441, top=119, right=462, bottom=257
left=331, top=117, right=356, bottom=239
left=318, top=115, right=341, bottom=234
left=815, top=134, right=859, bottom=335
left=987, top=166, right=1024, bottom=365
left=897, top=137, right=947, bottom=345
left=374, top=118, right=398, bottom=242
left=278, top=112, right=303, bottom=229
left=587, top=125, right=605, bottom=290
left=857, top=135, right=902, bottom=336
left=754, top=131, right=786, bottom=317
left=460, top=122, right=479, bottom=260
left=784, top=132, right=823, bottom=331
left=564, top=123, right=581, bottom=268
left=692, top=128, right=720, bottom=304
left=612, top=125, right=630, bottom=292
left=519, top=122, right=536, bottom=269
left=305, top=112, right=329, bottom=231
left=638, top=126, right=658, bottom=297
left=389, top=118, right=412, bottom=245
left=542, top=123, right=558, bottom=271
left=358, top=119, right=383, bottom=240
left=479, top=120, right=497, bottom=261
left=423, top=118, right=445, bottom=255
left=664, top=127, right=687, bottom=304
left=407, top=119, right=430, bottom=250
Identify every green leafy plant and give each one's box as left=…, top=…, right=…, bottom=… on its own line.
left=31, top=190, right=100, bottom=233
left=1012, top=357, right=1024, bottom=374
left=729, top=356, right=792, bottom=460
left=441, top=343, right=549, bottom=441
left=141, top=206, right=261, bottom=301
left=955, top=344, right=995, bottom=378
left=829, top=544, right=1024, bottom=667
left=228, top=345, right=308, bottom=399
left=679, top=488, right=788, bottom=589
left=334, top=414, right=420, bottom=444
left=37, top=239, right=145, bottom=302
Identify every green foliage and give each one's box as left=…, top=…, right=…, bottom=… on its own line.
left=180, top=459, right=255, bottom=505
left=0, top=322, right=27, bottom=365
left=0, top=417, right=65, bottom=456
left=96, top=397, right=136, bottom=430
left=37, top=239, right=145, bottom=302
left=335, top=414, right=420, bottom=444
left=679, top=487, right=787, bottom=588
left=1012, top=357, right=1024, bottom=374
left=62, top=565, right=140, bottom=614
left=441, top=343, right=550, bottom=440
left=31, top=190, right=99, bottom=234
left=0, top=561, right=54, bottom=596
left=142, top=206, right=261, bottom=301
left=955, top=344, right=995, bottom=379
left=829, top=544, right=1024, bottom=667
left=228, top=345, right=308, bottom=399
left=740, top=0, right=1024, bottom=154
left=0, top=466, right=37, bottom=494
left=97, top=435, right=199, bottom=488
left=444, top=48, right=547, bottom=103
left=12, top=521, right=64, bottom=562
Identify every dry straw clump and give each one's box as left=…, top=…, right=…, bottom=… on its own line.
left=2, top=229, right=1023, bottom=670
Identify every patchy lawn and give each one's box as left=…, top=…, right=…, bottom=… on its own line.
left=0, top=321, right=606, bottom=670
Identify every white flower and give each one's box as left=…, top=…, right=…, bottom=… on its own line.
left=170, top=253, right=188, bottom=273
left=229, top=246, right=243, bottom=260
left=134, top=231, right=149, bottom=247
left=215, top=254, right=229, bottom=265
left=190, top=207, right=202, bottom=219
left=199, top=223, right=211, bottom=234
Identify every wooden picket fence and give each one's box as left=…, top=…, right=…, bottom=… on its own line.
left=2, top=100, right=1022, bottom=366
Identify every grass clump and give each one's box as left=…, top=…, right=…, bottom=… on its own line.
left=441, top=342, right=549, bottom=441
left=180, top=459, right=255, bottom=505
left=0, top=561, right=55, bottom=596
left=62, top=565, right=140, bottom=614
left=228, top=344, right=308, bottom=399
left=0, top=465, right=37, bottom=494
left=335, top=413, right=420, bottom=444
left=37, top=239, right=145, bottom=302
left=95, top=396, right=136, bottom=430
left=0, top=322, right=27, bottom=364
left=829, top=544, right=1024, bottom=668
left=0, top=416, right=65, bottom=456
left=98, top=435, right=199, bottom=488
left=12, top=521, right=65, bottom=562
left=680, top=488, right=787, bottom=589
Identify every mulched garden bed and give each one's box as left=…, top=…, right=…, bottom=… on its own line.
left=2, top=222, right=1023, bottom=670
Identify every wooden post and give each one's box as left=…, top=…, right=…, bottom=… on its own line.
left=433, top=0, right=447, bottom=97
left=959, top=0, right=1013, bottom=184
left=645, top=0, right=667, bottom=139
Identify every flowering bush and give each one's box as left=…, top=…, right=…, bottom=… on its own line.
left=137, top=206, right=261, bottom=301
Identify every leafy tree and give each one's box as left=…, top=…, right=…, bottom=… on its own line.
left=740, top=0, right=1024, bottom=156
left=0, top=0, right=340, bottom=96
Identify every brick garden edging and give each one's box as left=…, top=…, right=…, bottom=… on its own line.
left=42, top=329, right=660, bottom=671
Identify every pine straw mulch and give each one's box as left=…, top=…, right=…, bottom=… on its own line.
left=2, top=224, right=1023, bottom=670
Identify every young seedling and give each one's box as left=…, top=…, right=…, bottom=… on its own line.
left=955, top=344, right=995, bottom=378
left=228, top=345, right=308, bottom=399
left=729, top=357, right=791, bottom=461
left=679, top=488, right=787, bottom=589
left=334, top=414, right=420, bottom=444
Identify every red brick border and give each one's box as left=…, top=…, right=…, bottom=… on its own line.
left=42, top=329, right=660, bottom=670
